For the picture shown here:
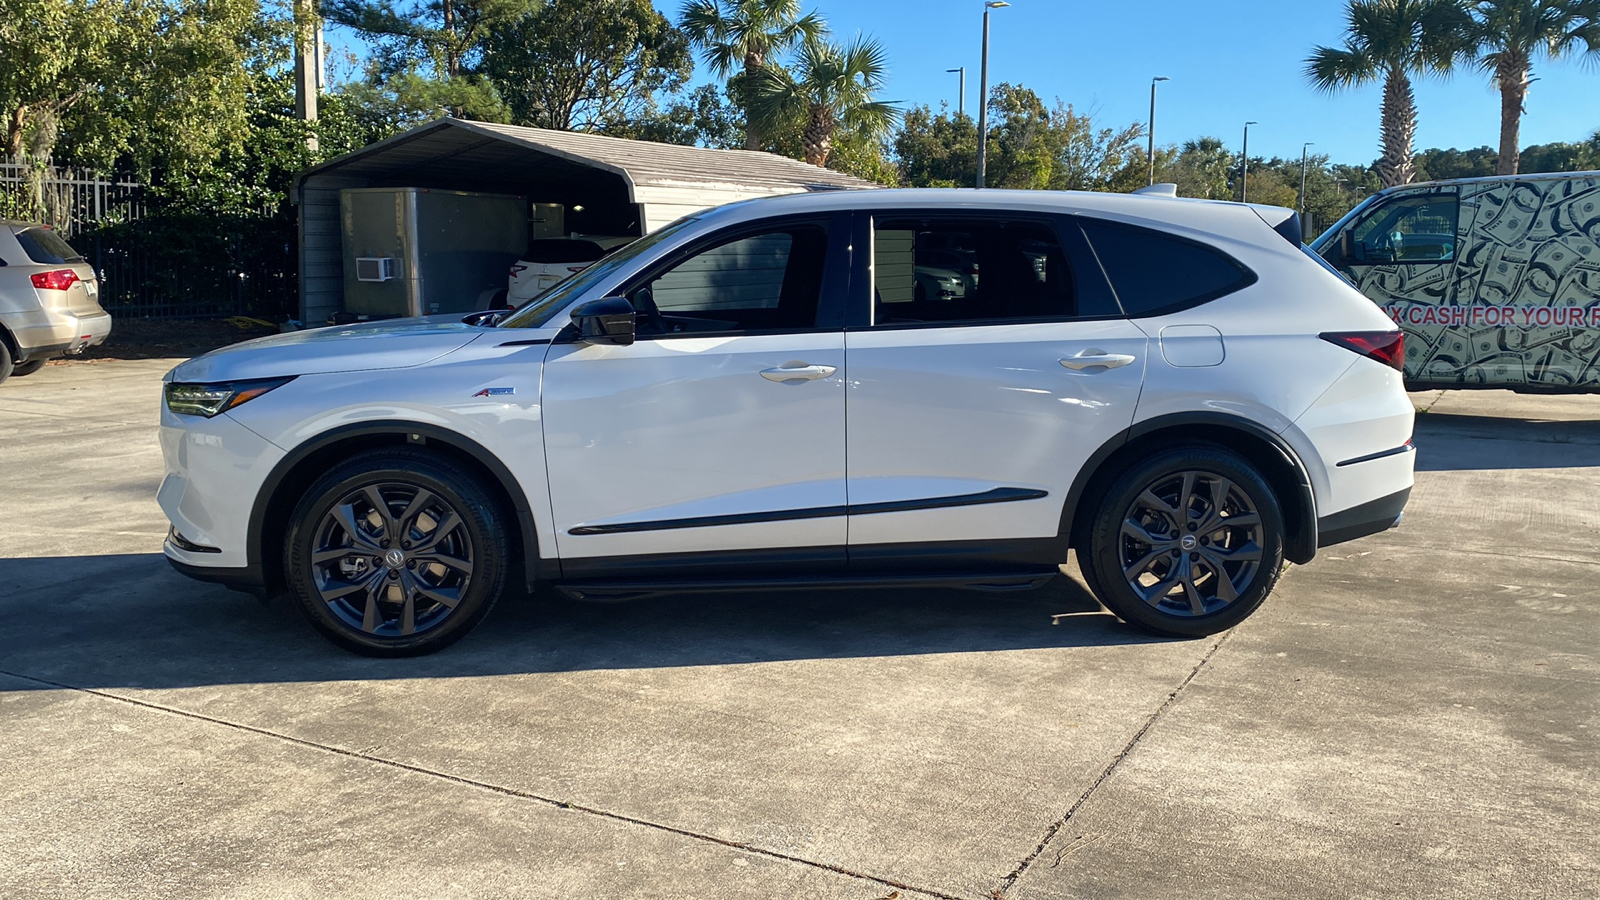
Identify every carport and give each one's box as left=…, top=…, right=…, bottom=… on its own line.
left=292, top=117, right=877, bottom=324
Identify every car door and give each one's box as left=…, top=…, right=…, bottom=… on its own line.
left=843, top=210, right=1148, bottom=563
left=541, top=214, right=852, bottom=573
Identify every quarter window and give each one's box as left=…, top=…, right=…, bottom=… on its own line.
left=870, top=218, right=1077, bottom=325
left=1077, top=218, right=1254, bottom=318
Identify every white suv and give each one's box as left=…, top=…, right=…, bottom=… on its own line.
left=159, top=189, right=1415, bottom=656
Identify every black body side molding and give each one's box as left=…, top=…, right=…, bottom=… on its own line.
left=568, top=487, right=1048, bottom=536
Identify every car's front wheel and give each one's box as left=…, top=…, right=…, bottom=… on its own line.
left=284, top=449, right=509, bottom=656
left=1082, top=446, right=1285, bottom=637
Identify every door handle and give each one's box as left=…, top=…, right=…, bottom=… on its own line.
left=1059, top=350, right=1136, bottom=371
left=760, top=363, right=837, bottom=382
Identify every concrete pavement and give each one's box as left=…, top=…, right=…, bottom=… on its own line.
left=0, top=361, right=1594, bottom=899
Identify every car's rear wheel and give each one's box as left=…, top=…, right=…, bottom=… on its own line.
left=1081, top=446, right=1284, bottom=637
left=0, top=341, right=13, bottom=385
left=284, top=449, right=508, bottom=656
left=10, top=359, right=45, bottom=377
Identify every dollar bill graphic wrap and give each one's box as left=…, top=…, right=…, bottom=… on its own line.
left=1335, top=175, right=1600, bottom=389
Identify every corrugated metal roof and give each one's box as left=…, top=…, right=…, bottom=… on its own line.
left=297, top=117, right=880, bottom=195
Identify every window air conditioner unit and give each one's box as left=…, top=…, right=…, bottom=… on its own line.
left=355, top=257, right=397, bottom=282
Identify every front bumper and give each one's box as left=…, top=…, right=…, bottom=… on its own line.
left=159, top=403, right=286, bottom=572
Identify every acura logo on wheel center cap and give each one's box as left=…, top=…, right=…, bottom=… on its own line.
left=1180, top=535, right=1198, bottom=551
left=384, top=549, right=406, bottom=568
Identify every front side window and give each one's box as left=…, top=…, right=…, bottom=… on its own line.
left=1346, top=193, right=1459, bottom=264
left=499, top=219, right=696, bottom=329
left=624, top=223, right=830, bottom=336
left=870, top=218, right=1076, bottom=325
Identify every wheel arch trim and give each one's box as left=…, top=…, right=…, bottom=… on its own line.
left=247, top=420, right=542, bottom=591
left=1061, top=411, right=1319, bottom=565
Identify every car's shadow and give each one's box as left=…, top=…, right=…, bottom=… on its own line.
left=0, top=553, right=1162, bottom=692
left=1414, top=412, right=1600, bottom=471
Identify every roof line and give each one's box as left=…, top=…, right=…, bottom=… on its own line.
left=448, top=119, right=639, bottom=198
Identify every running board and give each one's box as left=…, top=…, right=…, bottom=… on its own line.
left=553, top=570, right=1060, bottom=603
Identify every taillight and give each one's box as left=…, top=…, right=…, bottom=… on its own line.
left=1321, top=330, right=1404, bottom=371
left=31, top=269, right=80, bottom=291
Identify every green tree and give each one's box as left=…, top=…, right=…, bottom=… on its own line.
left=324, top=0, right=535, bottom=118
left=1306, top=0, right=1473, bottom=187
left=892, top=104, right=977, bottom=187
left=612, top=84, right=746, bottom=148
left=679, top=0, right=823, bottom=150
left=1155, top=136, right=1235, bottom=200
left=483, top=0, right=691, bottom=132
left=1466, top=0, right=1600, bottom=175
left=746, top=33, right=898, bottom=167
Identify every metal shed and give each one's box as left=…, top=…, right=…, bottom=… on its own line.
left=292, top=117, right=878, bottom=324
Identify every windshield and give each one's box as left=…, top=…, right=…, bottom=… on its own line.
left=498, top=219, right=697, bottom=328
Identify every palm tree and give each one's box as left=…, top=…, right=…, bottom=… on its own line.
left=746, top=34, right=899, bottom=167
left=679, top=0, right=824, bottom=149
left=1307, top=0, right=1474, bottom=187
left=1467, top=1, right=1600, bottom=175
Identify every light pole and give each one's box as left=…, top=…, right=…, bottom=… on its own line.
left=1240, top=120, right=1258, bottom=202
left=1147, top=76, right=1170, bottom=186
left=947, top=67, right=967, bottom=118
left=975, top=1, right=1009, bottom=189
left=1299, top=141, right=1315, bottom=215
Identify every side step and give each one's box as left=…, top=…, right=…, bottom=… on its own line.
left=553, top=569, right=1060, bottom=603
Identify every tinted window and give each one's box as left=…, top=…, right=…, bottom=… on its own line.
left=628, top=224, right=829, bottom=336
left=1077, top=218, right=1252, bottom=317
left=1348, top=193, right=1458, bottom=264
left=15, top=227, right=84, bottom=264
left=871, top=218, right=1076, bottom=325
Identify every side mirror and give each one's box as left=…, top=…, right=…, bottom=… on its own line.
left=461, top=310, right=504, bottom=327
left=570, top=296, right=636, bottom=346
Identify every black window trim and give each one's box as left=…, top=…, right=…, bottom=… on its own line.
left=1072, top=214, right=1259, bottom=320
left=554, top=211, right=852, bottom=343
left=1339, top=187, right=1461, bottom=269
left=847, top=209, right=1126, bottom=332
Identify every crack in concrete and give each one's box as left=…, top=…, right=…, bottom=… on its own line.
left=990, top=628, right=1235, bottom=897
left=0, top=667, right=971, bottom=900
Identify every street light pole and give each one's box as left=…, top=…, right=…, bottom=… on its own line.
left=947, top=67, right=967, bottom=118
left=1147, top=76, right=1169, bottom=186
left=1240, top=120, right=1258, bottom=202
left=1299, top=141, right=1315, bottom=215
left=975, top=1, right=1009, bottom=189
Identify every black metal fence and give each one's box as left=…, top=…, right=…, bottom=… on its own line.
left=0, top=163, right=297, bottom=320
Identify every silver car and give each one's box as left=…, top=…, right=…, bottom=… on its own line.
left=0, top=222, right=111, bottom=383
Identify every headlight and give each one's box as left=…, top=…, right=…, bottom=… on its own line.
left=165, top=377, right=295, bottom=418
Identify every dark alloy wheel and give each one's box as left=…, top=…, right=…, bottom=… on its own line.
left=1082, top=446, right=1284, bottom=637
left=285, top=449, right=508, bottom=656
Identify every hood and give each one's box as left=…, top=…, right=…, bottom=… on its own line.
left=168, top=315, right=489, bottom=383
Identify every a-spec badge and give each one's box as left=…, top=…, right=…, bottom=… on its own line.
left=472, top=387, right=516, bottom=398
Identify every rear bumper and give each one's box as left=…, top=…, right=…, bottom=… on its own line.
left=2, top=308, right=112, bottom=360
left=1317, top=486, right=1410, bottom=548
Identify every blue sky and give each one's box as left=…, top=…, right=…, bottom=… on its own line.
left=327, top=1, right=1600, bottom=165
left=645, top=0, right=1598, bottom=163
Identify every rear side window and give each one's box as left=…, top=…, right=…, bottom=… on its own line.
left=14, top=227, right=84, bottom=264
left=1077, top=218, right=1253, bottom=318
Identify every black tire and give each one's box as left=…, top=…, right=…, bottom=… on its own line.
left=1080, top=445, right=1284, bottom=638
left=283, top=448, right=509, bottom=656
left=0, top=340, right=13, bottom=385
left=10, top=359, right=45, bottom=377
